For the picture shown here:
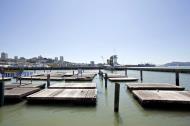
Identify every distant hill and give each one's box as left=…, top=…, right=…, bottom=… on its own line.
left=162, top=62, right=190, bottom=67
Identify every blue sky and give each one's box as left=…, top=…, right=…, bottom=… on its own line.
left=0, top=0, right=190, bottom=65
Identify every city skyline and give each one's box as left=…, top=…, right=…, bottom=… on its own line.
left=1, top=0, right=190, bottom=65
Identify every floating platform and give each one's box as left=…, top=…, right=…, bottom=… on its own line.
left=20, top=83, right=46, bottom=89
left=5, top=82, right=46, bottom=90
left=0, top=77, right=11, bottom=81
left=132, top=90, right=190, bottom=107
left=103, top=74, right=125, bottom=78
left=49, top=82, right=96, bottom=89
left=27, top=89, right=97, bottom=105
left=5, top=87, right=41, bottom=101
left=108, top=77, right=138, bottom=82
left=63, top=76, right=94, bottom=81
left=126, top=83, right=185, bottom=91
left=21, top=76, right=64, bottom=81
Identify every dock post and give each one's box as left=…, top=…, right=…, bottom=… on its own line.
left=175, top=72, right=179, bottom=86
left=0, top=75, right=4, bottom=106
left=125, top=69, right=128, bottom=77
left=114, top=83, right=120, bottom=112
left=140, top=70, right=143, bottom=82
left=105, top=73, right=108, bottom=88
left=73, top=70, right=74, bottom=75
left=47, top=74, right=50, bottom=88
left=31, top=76, right=32, bottom=83
left=19, top=76, right=22, bottom=85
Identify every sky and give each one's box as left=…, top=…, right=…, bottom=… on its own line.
left=0, top=0, right=190, bottom=65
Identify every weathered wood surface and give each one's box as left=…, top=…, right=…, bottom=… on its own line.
left=27, top=89, right=97, bottom=104
left=20, top=83, right=46, bottom=89
left=0, top=77, right=11, bottom=81
left=21, top=76, right=64, bottom=81
left=126, top=83, right=185, bottom=91
left=132, top=90, right=190, bottom=107
left=109, top=77, right=138, bottom=82
left=5, top=87, right=41, bottom=100
left=5, top=82, right=46, bottom=89
left=49, top=82, right=96, bottom=89
left=63, top=76, right=93, bottom=81
left=103, top=74, right=125, bottom=78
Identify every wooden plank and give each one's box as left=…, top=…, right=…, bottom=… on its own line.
left=132, top=90, right=190, bottom=107
left=63, top=77, right=93, bottom=81
left=108, top=77, right=138, bottom=82
left=27, top=89, right=97, bottom=104
left=49, top=82, right=96, bottom=89
left=5, top=87, right=41, bottom=100
left=126, top=83, right=185, bottom=91
left=20, top=83, right=46, bottom=89
left=21, top=76, right=64, bottom=81
left=0, top=77, right=11, bottom=81
left=103, top=74, right=125, bottom=78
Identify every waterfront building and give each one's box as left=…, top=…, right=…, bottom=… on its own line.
left=1, top=52, right=8, bottom=60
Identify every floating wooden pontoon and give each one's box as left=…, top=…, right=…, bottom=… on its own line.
left=108, top=77, right=138, bottom=82
left=126, top=83, right=185, bottom=91
left=49, top=82, right=96, bottom=89
left=132, top=90, right=190, bottom=107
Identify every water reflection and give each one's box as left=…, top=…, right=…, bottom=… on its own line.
left=114, top=113, right=123, bottom=126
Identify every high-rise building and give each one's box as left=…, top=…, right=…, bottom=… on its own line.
left=14, top=56, right=18, bottom=61
left=60, top=56, right=64, bottom=63
left=55, top=57, right=58, bottom=62
left=90, top=61, right=95, bottom=66
left=1, top=52, right=8, bottom=60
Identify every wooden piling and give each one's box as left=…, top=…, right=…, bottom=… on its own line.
left=140, top=70, right=143, bottom=82
left=19, top=76, right=22, bottom=85
left=125, top=69, right=128, bottom=77
left=0, top=75, right=4, bottom=106
left=31, top=76, right=32, bottom=83
left=105, top=73, right=108, bottom=88
left=114, top=83, right=120, bottom=112
left=176, top=72, right=179, bottom=86
left=73, top=70, right=74, bottom=75
left=47, top=74, right=50, bottom=88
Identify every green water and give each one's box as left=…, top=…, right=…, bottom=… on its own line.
left=1, top=70, right=190, bottom=126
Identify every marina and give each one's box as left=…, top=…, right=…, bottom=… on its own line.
left=1, top=69, right=190, bottom=126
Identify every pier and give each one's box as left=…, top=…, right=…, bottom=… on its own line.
left=5, top=87, right=41, bottom=101
left=27, top=89, right=97, bottom=105
left=49, top=82, right=96, bottom=89
left=132, top=90, right=190, bottom=107
left=126, top=83, right=185, bottom=91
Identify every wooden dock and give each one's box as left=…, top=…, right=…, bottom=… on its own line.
left=0, top=77, right=11, bottom=81
left=63, top=76, right=94, bottom=81
left=49, top=82, right=96, bottom=89
left=27, top=89, right=97, bottom=105
left=103, top=74, right=125, bottom=78
left=126, top=83, right=185, bottom=91
left=20, top=83, right=46, bottom=89
left=132, top=90, right=190, bottom=107
left=21, top=76, right=64, bottom=81
left=5, top=82, right=46, bottom=90
left=5, top=87, right=41, bottom=101
left=108, top=77, right=138, bottom=82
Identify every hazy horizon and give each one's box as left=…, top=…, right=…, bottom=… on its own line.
left=1, top=0, right=190, bottom=64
